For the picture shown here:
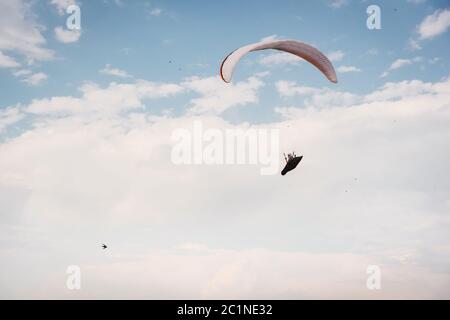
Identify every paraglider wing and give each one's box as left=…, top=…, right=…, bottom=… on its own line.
left=220, top=40, right=337, bottom=84
left=281, top=156, right=303, bottom=176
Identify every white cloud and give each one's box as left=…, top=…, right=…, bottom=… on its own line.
left=337, top=65, right=361, bottom=73
left=12, top=69, right=32, bottom=77
left=1, top=75, right=450, bottom=298
left=410, top=8, right=450, bottom=50
left=277, top=77, right=450, bottom=108
left=0, top=107, right=24, bottom=132
left=150, top=8, right=162, bottom=16
left=99, top=64, right=132, bottom=78
left=0, top=0, right=54, bottom=61
left=276, top=80, right=359, bottom=108
left=417, top=8, right=450, bottom=40
left=363, top=79, right=437, bottom=102
left=5, top=245, right=450, bottom=299
left=328, top=0, right=349, bottom=9
left=390, top=58, right=416, bottom=69
left=12, top=68, right=48, bottom=87
left=22, top=75, right=264, bottom=116
left=178, top=242, right=210, bottom=252
left=26, top=80, right=184, bottom=115
left=182, top=75, right=265, bottom=115
left=21, top=72, right=48, bottom=86
left=381, top=57, right=423, bottom=78
left=54, top=26, right=81, bottom=43
left=328, top=50, right=345, bottom=62
left=0, top=51, right=20, bottom=68
left=276, top=80, right=321, bottom=97
left=259, top=52, right=301, bottom=66
left=408, top=38, right=422, bottom=51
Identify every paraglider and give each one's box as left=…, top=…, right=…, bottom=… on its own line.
left=220, top=39, right=337, bottom=177
left=281, top=152, right=303, bottom=176
left=220, top=39, right=338, bottom=83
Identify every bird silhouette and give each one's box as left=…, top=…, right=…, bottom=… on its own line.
left=101, top=244, right=107, bottom=250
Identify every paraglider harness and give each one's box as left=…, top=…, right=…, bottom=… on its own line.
left=281, top=152, right=303, bottom=175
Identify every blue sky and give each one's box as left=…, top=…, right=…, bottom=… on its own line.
left=1, top=0, right=449, bottom=116
left=1, top=0, right=450, bottom=299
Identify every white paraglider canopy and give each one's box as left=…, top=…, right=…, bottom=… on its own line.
left=220, top=39, right=338, bottom=84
